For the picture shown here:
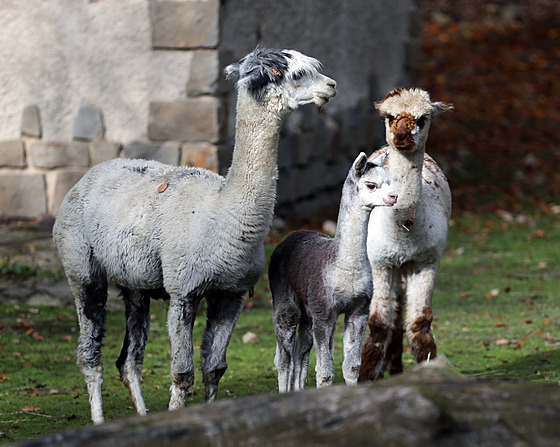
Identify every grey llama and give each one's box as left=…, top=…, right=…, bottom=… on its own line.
left=53, top=48, right=336, bottom=424
left=269, top=152, right=397, bottom=392
left=359, top=87, right=453, bottom=382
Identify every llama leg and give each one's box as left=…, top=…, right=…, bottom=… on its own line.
left=342, top=310, right=368, bottom=385
left=72, top=277, right=108, bottom=425
left=387, top=284, right=405, bottom=376
left=359, top=267, right=397, bottom=382
left=293, top=318, right=313, bottom=391
left=115, top=289, right=150, bottom=416
left=273, top=308, right=299, bottom=393
left=167, top=295, right=201, bottom=411
left=201, top=294, right=244, bottom=402
left=313, top=317, right=337, bottom=388
left=405, top=264, right=438, bottom=363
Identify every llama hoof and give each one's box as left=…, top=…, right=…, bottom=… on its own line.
left=168, top=385, right=186, bottom=411
left=205, top=384, right=218, bottom=402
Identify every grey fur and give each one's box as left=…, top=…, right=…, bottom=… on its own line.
left=269, top=152, right=396, bottom=392
left=53, top=48, right=336, bottom=424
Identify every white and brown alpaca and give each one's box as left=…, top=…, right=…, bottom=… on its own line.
left=270, top=152, right=397, bottom=392
left=53, top=48, right=336, bottom=424
left=359, top=87, right=453, bottom=382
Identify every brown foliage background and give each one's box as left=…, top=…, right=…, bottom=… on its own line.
left=417, top=0, right=560, bottom=214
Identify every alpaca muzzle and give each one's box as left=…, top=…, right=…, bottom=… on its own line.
left=391, top=113, right=416, bottom=150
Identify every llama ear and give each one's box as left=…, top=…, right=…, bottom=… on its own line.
left=431, top=101, right=454, bottom=117
left=224, top=62, right=241, bottom=81
left=352, top=152, right=368, bottom=178
left=371, top=150, right=388, bottom=167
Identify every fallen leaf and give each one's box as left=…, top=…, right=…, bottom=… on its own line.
left=494, top=322, right=506, bottom=327
left=495, top=339, right=510, bottom=345
left=21, top=406, right=40, bottom=412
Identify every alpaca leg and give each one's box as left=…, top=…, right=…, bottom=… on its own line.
left=293, top=318, right=313, bottom=391
left=273, top=307, right=299, bottom=393
left=359, top=267, right=397, bottom=382
left=342, top=311, right=368, bottom=385
left=387, top=284, right=406, bottom=376
left=201, top=294, right=244, bottom=402
left=405, top=264, right=438, bottom=363
left=72, top=277, right=108, bottom=425
left=115, top=289, right=150, bottom=416
left=313, top=317, right=337, bottom=388
left=167, top=295, right=200, bottom=411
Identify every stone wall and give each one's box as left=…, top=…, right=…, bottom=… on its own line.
left=0, top=0, right=419, bottom=221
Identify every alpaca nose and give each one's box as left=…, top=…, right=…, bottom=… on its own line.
left=387, top=192, right=398, bottom=204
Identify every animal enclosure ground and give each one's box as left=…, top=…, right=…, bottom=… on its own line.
left=1, top=208, right=559, bottom=443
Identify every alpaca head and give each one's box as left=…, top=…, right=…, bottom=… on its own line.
left=225, top=48, right=337, bottom=116
left=350, top=152, right=397, bottom=209
left=375, top=87, right=453, bottom=153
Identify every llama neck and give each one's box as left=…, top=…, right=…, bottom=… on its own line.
left=332, top=181, right=371, bottom=271
left=388, top=146, right=425, bottom=213
left=220, top=93, right=284, bottom=232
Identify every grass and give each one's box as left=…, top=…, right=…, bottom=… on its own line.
left=0, top=208, right=559, bottom=443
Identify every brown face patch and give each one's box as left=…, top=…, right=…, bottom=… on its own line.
left=389, top=112, right=417, bottom=150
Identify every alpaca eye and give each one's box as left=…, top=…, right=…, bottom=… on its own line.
left=417, top=116, right=426, bottom=128
left=366, top=182, right=378, bottom=191
left=386, top=116, right=394, bottom=125
left=292, top=70, right=305, bottom=81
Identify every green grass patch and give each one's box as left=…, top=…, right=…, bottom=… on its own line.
left=0, top=209, right=559, bottom=443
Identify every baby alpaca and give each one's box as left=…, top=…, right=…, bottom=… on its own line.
left=269, top=152, right=397, bottom=392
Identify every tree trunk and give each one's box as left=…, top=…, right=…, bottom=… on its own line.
left=18, top=359, right=560, bottom=447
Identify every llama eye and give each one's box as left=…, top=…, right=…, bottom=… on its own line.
left=292, top=70, right=305, bottom=81
left=417, top=116, right=426, bottom=128
left=365, top=182, right=378, bottom=191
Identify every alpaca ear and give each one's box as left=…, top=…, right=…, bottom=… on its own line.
left=224, top=62, right=241, bottom=81
left=371, top=150, right=388, bottom=167
left=431, top=101, right=454, bottom=117
left=352, top=152, right=368, bottom=178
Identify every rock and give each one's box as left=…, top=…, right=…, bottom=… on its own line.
left=15, top=361, right=560, bottom=447
left=73, top=98, right=104, bottom=141
left=0, top=140, right=26, bottom=168
left=123, top=141, right=181, bottom=166
left=21, top=105, right=42, bottom=138
left=242, top=331, right=259, bottom=344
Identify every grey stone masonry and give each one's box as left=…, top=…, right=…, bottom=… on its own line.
left=89, top=141, right=121, bottom=166
left=21, top=104, right=42, bottom=138
left=30, top=141, right=90, bottom=169
left=73, top=98, right=104, bottom=141
left=150, top=0, right=219, bottom=49
left=148, top=98, right=221, bottom=143
left=187, top=50, right=220, bottom=96
left=0, top=172, right=46, bottom=219
left=123, top=141, right=181, bottom=165
left=0, top=140, right=26, bottom=168
left=46, top=168, right=88, bottom=216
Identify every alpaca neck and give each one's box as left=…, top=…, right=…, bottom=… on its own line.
left=220, top=93, right=284, bottom=232
left=388, top=145, right=425, bottom=214
left=332, top=181, right=371, bottom=271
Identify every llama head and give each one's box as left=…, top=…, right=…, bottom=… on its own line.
left=375, top=87, right=453, bottom=153
left=350, top=152, right=397, bottom=209
left=225, top=48, right=337, bottom=116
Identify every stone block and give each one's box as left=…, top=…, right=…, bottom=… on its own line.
left=0, top=172, right=46, bottom=219
left=123, top=141, right=181, bottom=165
left=148, top=98, right=221, bottom=143
left=150, top=0, right=219, bottom=49
left=90, top=141, right=121, bottom=166
left=181, top=142, right=218, bottom=172
left=73, top=98, right=104, bottom=141
left=21, top=104, right=42, bottom=138
left=30, top=141, right=90, bottom=169
left=0, top=140, right=26, bottom=168
left=187, top=50, right=219, bottom=96
left=46, top=169, right=88, bottom=216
